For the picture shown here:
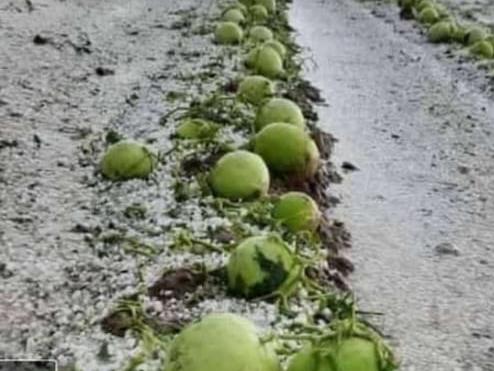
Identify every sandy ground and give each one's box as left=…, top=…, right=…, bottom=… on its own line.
left=291, top=0, right=494, bottom=369
left=0, top=0, right=245, bottom=367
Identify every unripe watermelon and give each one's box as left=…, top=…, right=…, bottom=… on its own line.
left=215, top=22, right=244, bottom=44
left=250, top=5, right=269, bottom=23
left=255, top=98, right=305, bottom=131
left=227, top=235, right=300, bottom=298
left=254, top=123, right=320, bottom=178
left=165, top=313, right=281, bottom=371
left=238, top=75, right=275, bottom=106
left=101, top=140, right=155, bottom=181
left=273, top=192, right=321, bottom=232
left=254, top=46, right=284, bottom=78
left=209, top=150, right=270, bottom=200
left=222, top=9, right=246, bottom=24
left=249, top=26, right=274, bottom=43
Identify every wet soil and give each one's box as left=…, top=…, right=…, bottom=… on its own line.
left=291, top=0, right=494, bottom=369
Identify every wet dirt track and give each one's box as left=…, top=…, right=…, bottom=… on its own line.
left=291, top=0, right=494, bottom=369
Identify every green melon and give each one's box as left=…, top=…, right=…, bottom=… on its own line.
left=254, top=46, right=284, bottom=78
left=255, top=98, right=305, bottom=131
left=255, top=0, right=276, bottom=13
left=287, top=337, right=382, bottom=371
left=226, top=3, right=248, bottom=15
left=250, top=4, right=269, bottom=23
left=222, top=9, right=246, bottom=24
left=263, top=40, right=287, bottom=60
left=249, top=26, right=274, bottom=43
left=451, top=24, right=466, bottom=43
left=418, top=7, right=439, bottom=24
left=485, top=35, right=494, bottom=49
left=215, top=22, right=244, bottom=44
left=415, top=0, right=435, bottom=12
left=254, top=123, right=320, bottom=177
left=245, top=47, right=262, bottom=68
left=238, top=75, right=275, bottom=106
left=101, top=140, right=155, bottom=181
left=176, top=119, right=218, bottom=140
left=434, top=3, right=449, bottom=17
left=273, top=192, right=321, bottom=233
left=428, top=21, right=453, bottom=43
left=465, top=27, right=486, bottom=45
left=470, top=40, right=494, bottom=58
left=165, top=313, right=281, bottom=371
left=227, top=235, right=300, bottom=298
left=209, top=150, right=270, bottom=200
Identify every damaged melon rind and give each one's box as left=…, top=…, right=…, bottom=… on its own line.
left=254, top=123, right=320, bottom=177
left=101, top=140, right=155, bottom=181
left=209, top=150, right=270, bottom=200
left=238, top=75, right=275, bottom=106
left=227, top=235, right=300, bottom=299
left=215, top=22, right=244, bottom=44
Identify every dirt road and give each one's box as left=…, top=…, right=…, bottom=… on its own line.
left=291, top=0, right=494, bottom=369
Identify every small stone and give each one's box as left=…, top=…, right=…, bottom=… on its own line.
left=33, top=34, right=49, bottom=45
left=95, top=66, right=115, bottom=76
left=341, top=161, right=359, bottom=171
left=435, top=242, right=460, bottom=256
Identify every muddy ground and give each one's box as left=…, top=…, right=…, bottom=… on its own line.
left=1, top=0, right=494, bottom=370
